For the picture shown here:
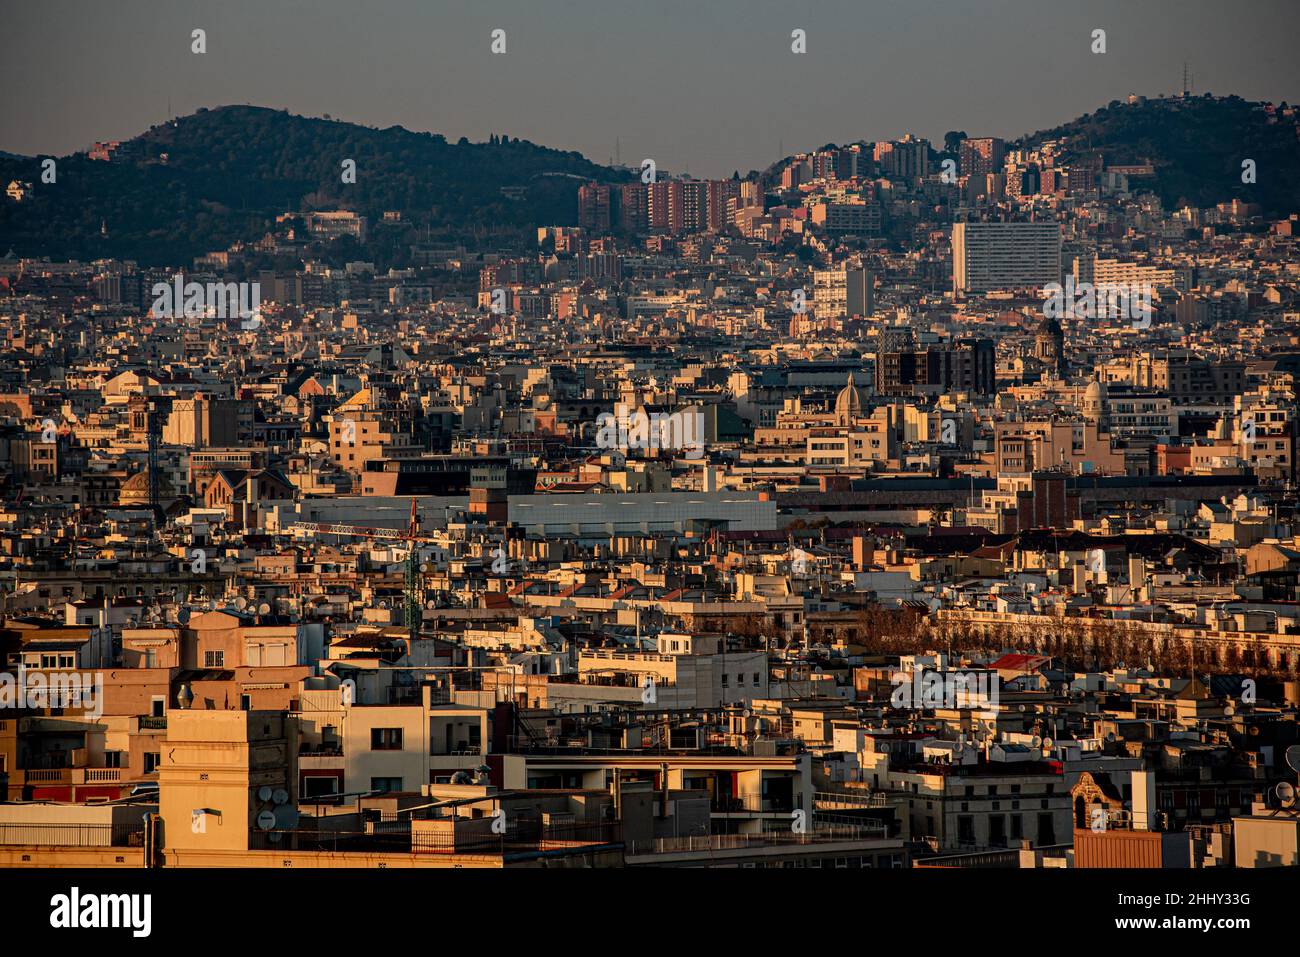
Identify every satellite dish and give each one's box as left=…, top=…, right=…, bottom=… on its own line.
left=1043, top=738, right=1054, bottom=749
left=1031, top=735, right=1042, bottom=748
left=1286, top=746, right=1300, bottom=774
left=235, top=597, right=248, bottom=610
left=1106, top=732, right=1117, bottom=743
left=272, top=788, right=289, bottom=805
left=1224, top=702, right=1235, bottom=716
left=258, top=602, right=271, bottom=615
left=178, top=608, right=190, bottom=625
left=1276, top=782, right=1296, bottom=808
left=258, top=785, right=273, bottom=802
left=273, top=805, right=299, bottom=829
left=256, top=809, right=276, bottom=831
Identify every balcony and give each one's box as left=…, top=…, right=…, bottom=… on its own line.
left=298, top=744, right=344, bottom=757
left=19, top=767, right=126, bottom=786
left=139, top=716, right=168, bottom=731
left=22, top=768, right=72, bottom=785
left=430, top=745, right=482, bottom=757
left=711, top=795, right=796, bottom=815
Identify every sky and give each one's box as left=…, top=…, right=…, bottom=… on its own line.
left=2, top=0, right=1298, bottom=178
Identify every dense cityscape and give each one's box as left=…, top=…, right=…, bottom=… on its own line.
left=0, top=1, right=1296, bottom=940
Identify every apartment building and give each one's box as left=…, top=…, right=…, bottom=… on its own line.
left=952, top=222, right=1062, bottom=294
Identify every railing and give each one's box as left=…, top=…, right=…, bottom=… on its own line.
left=916, top=842, right=1072, bottom=868
left=630, top=823, right=887, bottom=855
left=23, top=769, right=71, bottom=784
left=139, top=716, right=168, bottom=730
left=20, top=767, right=130, bottom=785
left=711, top=796, right=796, bottom=814
left=248, top=821, right=623, bottom=856
left=815, top=790, right=892, bottom=808
left=0, top=824, right=144, bottom=847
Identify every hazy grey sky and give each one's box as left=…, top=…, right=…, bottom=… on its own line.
left=3, top=0, right=1297, bottom=178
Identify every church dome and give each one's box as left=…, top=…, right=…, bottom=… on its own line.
left=118, top=468, right=178, bottom=509
left=1083, top=378, right=1109, bottom=425
left=834, top=373, right=866, bottom=421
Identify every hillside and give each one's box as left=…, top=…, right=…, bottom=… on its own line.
left=0, top=106, right=629, bottom=265
left=759, top=95, right=1299, bottom=219
left=1014, top=94, right=1300, bottom=217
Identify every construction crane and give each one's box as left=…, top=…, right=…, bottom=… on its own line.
left=144, top=400, right=164, bottom=529
left=289, top=498, right=434, bottom=640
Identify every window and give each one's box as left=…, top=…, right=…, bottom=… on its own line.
left=204, top=650, right=224, bottom=668
left=143, top=753, right=161, bottom=773
left=370, top=777, right=402, bottom=793
left=1038, top=812, right=1056, bottom=845
left=104, top=751, right=123, bottom=768
left=371, top=728, right=403, bottom=751
left=303, top=777, right=339, bottom=799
